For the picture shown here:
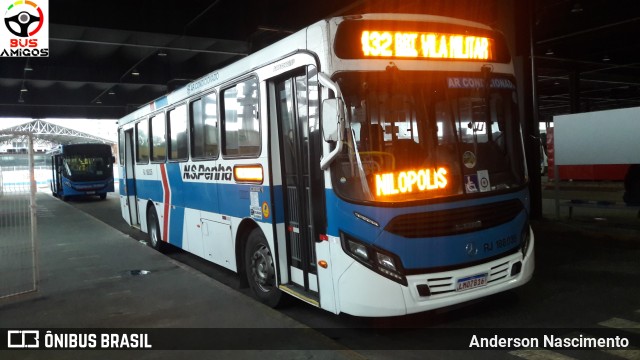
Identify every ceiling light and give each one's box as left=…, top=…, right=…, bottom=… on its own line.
left=131, top=68, right=140, bottom=76
left=24, top=64, right=33, bottom=71
left=571, top=2, right=583, bottom=13
left=602, top=54, right=610, bottom=62
left=96, top=99, right=102, bottom=104
left=20, top=85, right=28, bottom=92
left=108, top=90, right=115, bottom=95
left=157, top=50, right=167, bottom=57
left=545, top=49, right=554, bottom=55
left=18, top=95, right=25, bottom=103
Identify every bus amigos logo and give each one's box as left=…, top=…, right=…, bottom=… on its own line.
left=1, top=0, right=48, bottom=57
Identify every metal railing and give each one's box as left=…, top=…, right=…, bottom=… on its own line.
left=0, top=134, right=38, bottom=300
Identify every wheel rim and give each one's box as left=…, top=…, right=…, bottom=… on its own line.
left=149, top=214, right=158, bottom=247
left=250, top=244, right=275, bottom=293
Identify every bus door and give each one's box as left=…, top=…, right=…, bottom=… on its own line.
left=273, top=67, right=324, bottom=298
left=51, top=155, right=62, bottom=195
left=122, top=129, right=139, bottom=227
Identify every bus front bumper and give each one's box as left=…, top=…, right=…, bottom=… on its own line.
left=335, top=229, right=535, bottom=317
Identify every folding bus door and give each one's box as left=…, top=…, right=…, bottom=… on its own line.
left=272, top=66, right=324, bottom=301
left=122, top=129, right=139, bottom=227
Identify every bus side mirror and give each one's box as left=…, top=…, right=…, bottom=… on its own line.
left=319, top=98, right=345, bottom=170
left=322, top=98, right=342, bottom=142
left=112, top=156, right=116, bottom=164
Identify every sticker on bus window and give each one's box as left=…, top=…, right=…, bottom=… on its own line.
left=477, top=170, right=491, bottom=192
left=463, top=151, right=476, bottom=169
left=464, top=175, right=479, bottom=193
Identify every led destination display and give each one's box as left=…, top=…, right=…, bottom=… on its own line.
left=334, top=20, right=510, bottom=63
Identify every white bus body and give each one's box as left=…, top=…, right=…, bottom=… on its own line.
left=118, top=14, right=534, bottom=317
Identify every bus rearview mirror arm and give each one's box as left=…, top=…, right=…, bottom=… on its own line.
left=318, top=72, right=345, bottom=170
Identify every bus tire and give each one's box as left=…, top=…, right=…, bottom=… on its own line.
left=245, top=228, right=282, bottom=308
left=147, top=207, right=165, bottom=252
left=99, top=193, right=107, bottom=200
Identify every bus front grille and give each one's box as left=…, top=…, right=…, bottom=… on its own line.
left=385, top=199, right=523, bottom=238
left=422, top=260, right=512, bottom=297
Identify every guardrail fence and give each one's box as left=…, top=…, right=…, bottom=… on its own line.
left=0, top=134, right=38, bottom=300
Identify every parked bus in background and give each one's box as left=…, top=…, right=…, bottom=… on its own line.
left=49, top=143, right=115, bottom=201
left=117, top=13, right=534, bottom=317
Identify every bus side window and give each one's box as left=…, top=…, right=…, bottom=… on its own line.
left=136, top=119, right=150, bottom=164
left=190, top=92, right=218, bottom=159
left=222, top=77, right=260, bottom=157
left=150, top=112, right=167, bottom=162
left=168, top=104, right=189, bottom=161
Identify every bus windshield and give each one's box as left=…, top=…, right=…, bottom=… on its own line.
left=62, top=154, right=113, bottom=181
left=331, top=71, right=526, bottom=203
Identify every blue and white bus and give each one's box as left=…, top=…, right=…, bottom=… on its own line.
left=118, top=13, right=534, bottom=317
left=49, top=143, right=115, bottom=201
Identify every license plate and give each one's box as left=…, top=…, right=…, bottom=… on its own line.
left=456, top=273, right=487, bottom=292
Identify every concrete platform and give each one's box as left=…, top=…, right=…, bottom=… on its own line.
left=0, top=193, right=360, bottom=359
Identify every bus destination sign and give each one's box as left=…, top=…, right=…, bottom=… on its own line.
left=361, top=30, right=493, bottom=60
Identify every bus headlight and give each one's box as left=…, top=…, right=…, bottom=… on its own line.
left=341, top=232, right=407, bottom=286
left=377, top=253, right=397, bottom=272
left=347, top=239, right=369, bottom=261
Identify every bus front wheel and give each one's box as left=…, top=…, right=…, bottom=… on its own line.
left=245, top=228, right=282, bottom=308
left=147, top=207, right=165, bottom=252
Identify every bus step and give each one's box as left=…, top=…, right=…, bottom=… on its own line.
left=279, top=284, right=319, bottom=307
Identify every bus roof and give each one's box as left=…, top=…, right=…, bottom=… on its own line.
left=117, top=13, right=501, bottom=127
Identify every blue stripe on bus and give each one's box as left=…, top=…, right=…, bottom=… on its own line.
left=133, top=176, right=283, bottom=223
left=375, top=212, right=526, bottom=269
left=325, top=189, right=529, bottom=270
left=135, top=179, right=164, bottom=202
left=154, top=96, right=168, bottom=109
left=61, top=179, right=113, bottom=196
left=169, top=206, right=185, bottom=248
left=120, top=178, right=137, bottom=196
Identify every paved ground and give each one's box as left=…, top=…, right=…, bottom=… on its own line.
left=0, top=193, right=360, bottom=359
left=1, top=178, right=638, bottom=359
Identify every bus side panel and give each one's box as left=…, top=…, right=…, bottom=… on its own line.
left=166, top=163, right=185, bottom=248
left=179, top=160, right=220, bottom=255
left=315, top=240, right=337, bottom=314
left=202, top=215, right=235, bottom=271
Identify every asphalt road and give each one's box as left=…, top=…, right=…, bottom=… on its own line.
left=60, top=190, right=640, bottom=359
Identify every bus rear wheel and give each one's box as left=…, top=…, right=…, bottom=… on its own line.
left=245, top=228, right=282, bottom=308
left=147, top=207, right=165, bottom=252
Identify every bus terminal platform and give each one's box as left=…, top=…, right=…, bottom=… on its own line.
left=0, top=192, right=359, bottom=359
left=1, top=180, right=639, bottom=359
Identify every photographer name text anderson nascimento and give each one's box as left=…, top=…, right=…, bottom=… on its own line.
left=469, top=334, right=629, bottom=349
